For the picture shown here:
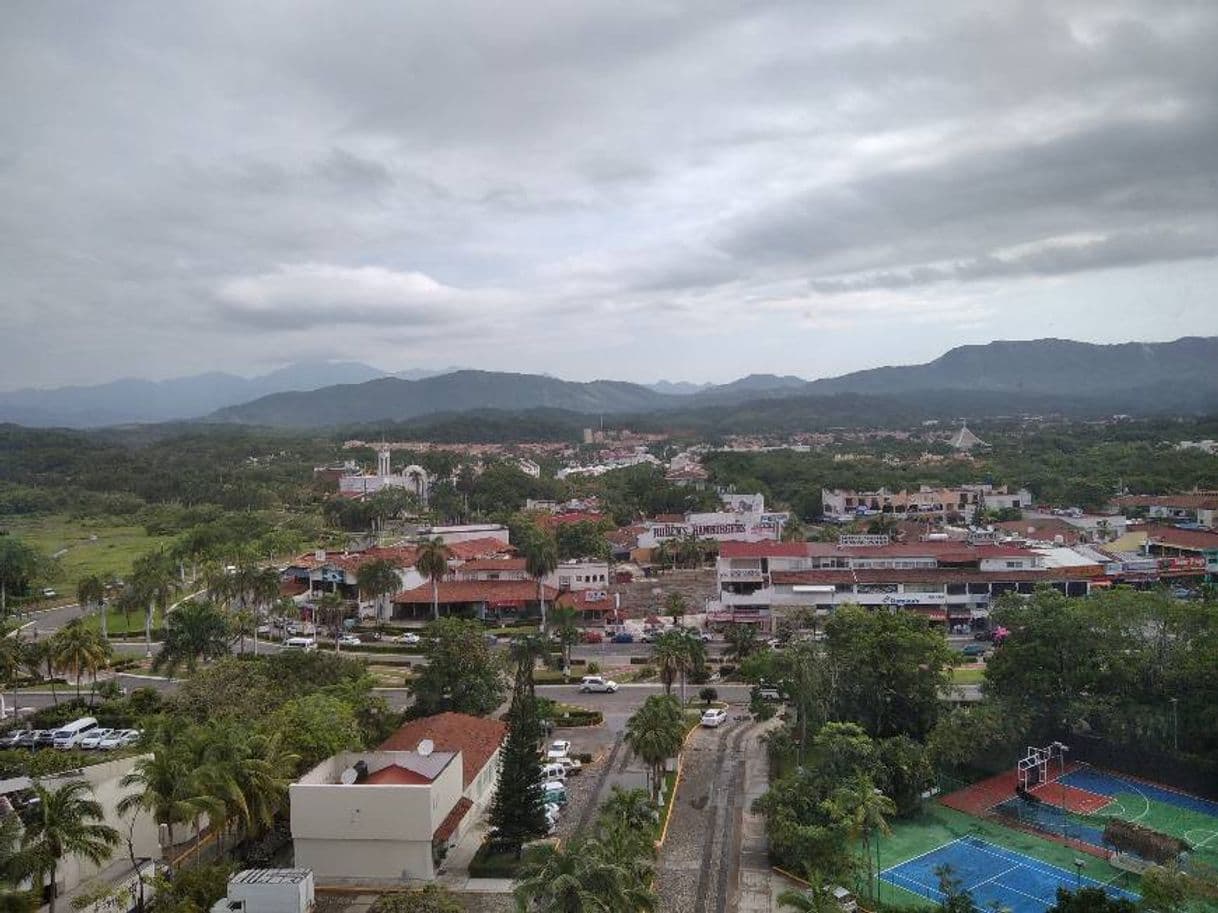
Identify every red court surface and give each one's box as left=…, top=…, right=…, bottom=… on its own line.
left=942, top=763, right=1111, bottom=817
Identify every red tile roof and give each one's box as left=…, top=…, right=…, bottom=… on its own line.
left=771, top=565, right=1103, bottom=586
left=457, top=558, right=528, bottom=573
left=1114, top=494, right=1218, bottom=510
left=719, top=541, right=814, bottom=558
left=289, top=546, right=419, bottom=572
left=556, top=590, right=615, bottom=613
left=444, top=538, right=516, bottom=560
left=393, top=579, right=559, bottom=605
left=433, top=796, right=473, bottom=844
left=1145, top=525, right=1218, bottom=550
left=993, top=519, right=1083, bottom=544
left=362, top=764, right=434, bottom=785
left=380, top=713, right=506, bottom=788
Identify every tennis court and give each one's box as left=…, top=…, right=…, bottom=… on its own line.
left=881, top=836, right=1140, bottom=913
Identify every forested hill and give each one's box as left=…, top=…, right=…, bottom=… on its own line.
left=209, top=371, right=676, bottom=427
left=211, top=337, right=1218, bottom=428
left=800, top=336, right=1218, bottom=398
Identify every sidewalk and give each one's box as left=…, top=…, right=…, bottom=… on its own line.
left=737, top=719, right=781, bottom=913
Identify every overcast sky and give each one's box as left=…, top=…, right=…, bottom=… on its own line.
left=3, top=0, right=1218, bottom=389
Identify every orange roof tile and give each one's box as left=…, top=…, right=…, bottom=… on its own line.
left=433, top=797, right=473, bottom=844
left=380, top=713, right=506, bottom=788
left=362, top=764, right=434, bottom=785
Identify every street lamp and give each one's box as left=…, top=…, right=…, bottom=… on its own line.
left=1074, top=858, right=1085, bottom=889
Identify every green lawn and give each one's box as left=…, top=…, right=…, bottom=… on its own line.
left=950, top=664, right=986, bottom=685
left=3, top=514, right=173, bottom=600
left=872, top=803, right=1138, bottom=907
left=81, top=605, right=166, bottom=638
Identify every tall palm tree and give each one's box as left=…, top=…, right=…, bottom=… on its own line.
left=414, top=537, right=450, bottom=622
left=547, top=603, right=580, bottom=675
left=21, top=780, right=119, bottom=913
left=624, top=694, right=684, bottom=803
left=651, top=630, right=704, bottom=704
left=249, top=568, right=281, bottom=657
left=152, top=600, right=231, bottom=676
left=75, top=575, right=107, bottom=640
left=356, top=558, right=402, bottom=630
left=132, top=551, right=178, bottom=658
left=118, top=745, right=218, bottom=867
left=0, top=636, right=23, bottom=724
left=50, top=620, right=111, bottom=701
left=723, top=624, right=760, bottom=665
left=830, top=781, right=896, bottom=902
left=523, top=536, right=559, bottom=629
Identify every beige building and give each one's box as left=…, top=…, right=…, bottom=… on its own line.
left=290, top=713, right=506, bottom=883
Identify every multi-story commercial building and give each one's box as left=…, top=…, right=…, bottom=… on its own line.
left=708, top=537, right=1102, bottom=632
left=821, top=484, right=1033, bottom=520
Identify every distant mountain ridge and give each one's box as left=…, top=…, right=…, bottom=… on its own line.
left=210, top=336, right=1218, bottom=428
left=4, top=336, right=1215, bottom=428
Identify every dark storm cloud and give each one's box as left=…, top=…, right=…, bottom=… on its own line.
left=2, top=0, right=1218, bottom=386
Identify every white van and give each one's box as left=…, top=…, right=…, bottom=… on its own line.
left=283, top=637, right=317, bottom=652
left=52, top=717, right=98, bottom=750
left=540, top=763, right=568, bottom=782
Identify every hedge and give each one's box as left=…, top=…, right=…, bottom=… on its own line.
left=468, top=843, right=548, bottom=878
left=552, top=709, right=603, bottom=728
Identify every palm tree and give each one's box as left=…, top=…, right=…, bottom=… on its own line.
left=50, top=620, right=111, bottom=701
left=523, top=535, right=559, bottom=629
left=650, top=633, right=681, bottom=696
left=598, top=786, right=658, bottom=834
left=651, top=629, right=704, bottom=705
left=778, top=882, right=839, bottom=913
left=830, top=781, right=896, bottom=902
left=414, top=537, right=450, bottom=622
left=0, top=636, right=23, bottom=724
left=112, top=585, right=141, bottom=642
left=357, top=558, right=402, bottom=630
left=152, top=600, right=231, bottom=676
left=0, top=810, right=36, bottom=913
left=118, top=744, right=219, bottom=867
left=663, top=592, right=687, bottom=627
left=316, top=593, right=346, bottom=649
left=21, top=780, right=119, bottom=913
left=512, top=836, right=657, bottom=913
left=624, top=694, right=684, bottom=803
left=132, top=551, right=178, bottom=657
left=723, top=624, right=760, bottom=664
left=75, top=575, right=107, bottom=640
left=249, top=567, right=281, bottom=657
left=508, top=634, right=549, bottom=698
left=547, top=603, right=580, bottom=675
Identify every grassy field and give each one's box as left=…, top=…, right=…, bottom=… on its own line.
left=81, top=605, right=166, bottom=638
left=950, top=664, right=986, bottom=685
left=2, top=514, right=173, bottom=599
left=873, top=803, right=1137, bottom=907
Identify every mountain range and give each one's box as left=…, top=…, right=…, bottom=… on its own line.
left=3, top=337, right=1216, bottom=429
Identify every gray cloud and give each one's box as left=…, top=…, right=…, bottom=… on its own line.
left=2, top=0, right=1218, bottom=387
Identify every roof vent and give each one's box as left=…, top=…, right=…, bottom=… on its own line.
left=417, top=739, right=434, bottom=757
left=339, top=766, right=358, bottom=785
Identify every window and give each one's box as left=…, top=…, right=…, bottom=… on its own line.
left=1005, top=561, right=1022, bottom=568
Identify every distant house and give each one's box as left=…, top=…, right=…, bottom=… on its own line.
left=291, top=713, right=506, bottom=883
left=392, top=579, right=559, bottom=622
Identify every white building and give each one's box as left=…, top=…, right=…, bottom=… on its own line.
left=517, top=459, right=541, bottom=478
left=417, top=523, right=511, bottom=545
left=209, top=870, right=315, bottom=913
left=291, top=713, right=506, bottom=883
left=338, top=448, right=429, bottom=504
left=821, top=484, right=1033, bottom=520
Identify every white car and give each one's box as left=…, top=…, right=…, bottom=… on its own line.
left=546, top=740, right=572, bottom=761
left=553, top=756, right=582, bottom=773
left=578, top=676, right=618, bottom=694
left=540, top=763, right=568, bottom=781
left=79, top=728, right=115, bottom=750
left=337, top=634, right=362, bottom=646
left=391, top=632, right=421, bottom=645
left=700, top=708, right=728, bottom=728
left=100, top=729, right=141, bottom=750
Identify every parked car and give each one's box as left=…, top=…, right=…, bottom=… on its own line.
left=41, top=588, right=57, bottom=598
left=580, top=630, right=604, bottom=644
left=16, top=730, right=42, bottom=749
left=578, top=675, right=619, bottom=694
left=0, top=732, right=24, bottom=749
left=283, top=636, right=317, bottom=652
left=391, top=632, right=421, bottom=645
left=553, top=756, right=582, bottom=773
left=337, top=634, right=362, bottom=647
left=700, top=708, right=728, bottom=728
left=973, top=630, right=994, bottom=641
left=34, top=729, right=56, bottom=748
left=612, top=632, right=634, bottom=644
left=960, top=644, right=988, bottom=658
left=53, top=717, right=99, bottom=750
left=756, top=686, right=783, bottom=702
left=79, top=728, right=115, bottom=750
left=100, top=729, right=142, bottom=750
left=546, top=740, right=572, bottom=761
left=541, top=781, right=568, bottom=805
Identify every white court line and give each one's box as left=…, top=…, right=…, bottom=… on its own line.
left=878, top=835, right=969, bottom=875
left=968, top=863, right=1022, bottom=893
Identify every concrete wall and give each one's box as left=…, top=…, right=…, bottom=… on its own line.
left=43, top=755, right=161, bottom=897
left=290, top=752, right=463, bottom=882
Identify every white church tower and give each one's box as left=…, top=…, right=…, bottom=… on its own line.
left=377, top=446, right=391, bottom=477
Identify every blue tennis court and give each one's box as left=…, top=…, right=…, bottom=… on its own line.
left=880, top=837, right=1139, bottom=913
